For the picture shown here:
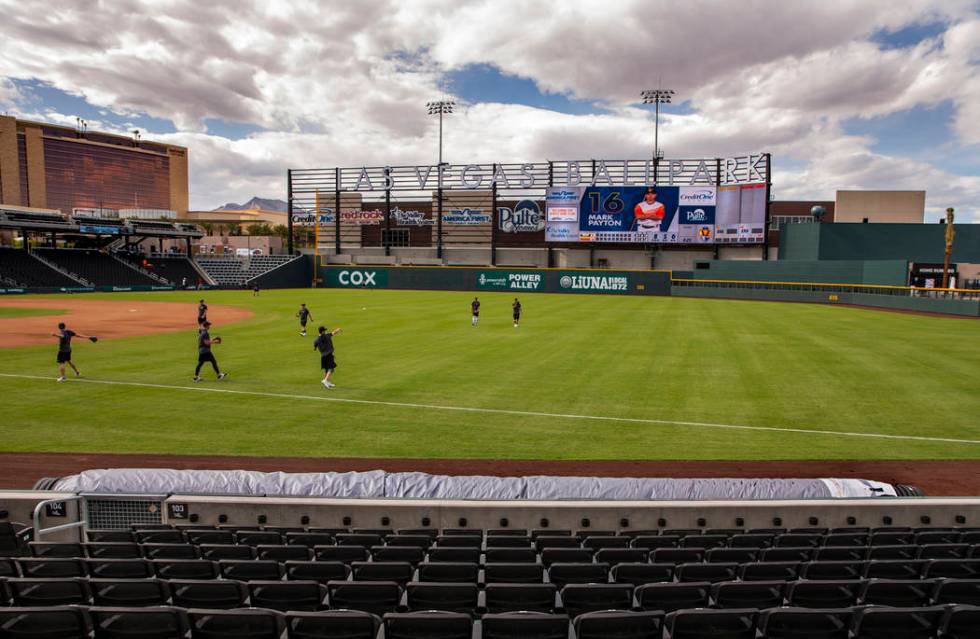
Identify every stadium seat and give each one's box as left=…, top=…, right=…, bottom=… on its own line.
left=235, top=530, right=283, bottom=546
left=16, top=558, right=87, bottom=578
left=284, top=560, right=350, bottom=583
left=664, top=608, right=757, bottom=639
left=573, top=610, right=664, bottom=639
left=635, top=582, right=711, bottom=612
left=540, top=548, right=593, bottom=566
left=824, top=533, right=869, bottom=547
left=815, top=546, right=867, bottom=561
left=531, top=530, right=573, bottom=539
left=756, top=607, right=853, bottom=639
left=611, top=562, right=673, bottom=585
left=679, top=534, right=728, bottom=549
left=384, top=611, right=473, bottom=639
left=939, top=605, right=980, bottom=639
left=6, top=577, right=91, bottom=606
left=327, top=580, right=402, bottom=615
left=315, top=545, right=370, bottom=563
left=480, top=612, right=569, bottom=639
left=337, top=533, right=384, bottom=547
left=88, top=606, right=190, bottom=638
left=351, top=561, right=415, bottom=585
left=870, top=532, right=914, bottom=546
left=483, top=562, right=545, bottom=583
left=417, top=561, right=480, bottom=583
left=257, top=544, right=312, bottom=562
left=483, top=583, right=558, bottom=613
left=89, top=577, right=171, bottom=607
left=484, top=548, right=537, bottom=563
left=547, top=563, right=609, bottom=587
left=762, top=547, right=815, bottom=562
left=859, top=578, right=936, bottom=607
left=705, top=548, right=758, bottom=564
left=248, top=580, right=328, bottom=612
left=559, top=583, right=633, bottom=617
left=185, top=530, right=235, bottom=546
left=849, top=606, right=946, bottom=639
left=535, top=536, right=582, bottom=550
left=930, top=579, right=980, bottom=606
left=84, top=542, right=143, bottom=559
left=84, top=558, right=153, bottom=579
left=488, top=529, right=528, bottom=537
left=633, top=535, right=680, bottom=549
left=582, top=536, right=630, bottom=550
left=867, top=545, right=918, bottom=560
left=136, top=530, right=185, bottom=544
left=151, top=558, right=220, bottom=580
left=397, top=529, right=439, bottom=538
left=142, top=543, right=199, bottom=560
left=405, top=581, right=480, bottom=613
left=286, top=610, right=381, bottom=639
left=386, top=535, right=433, bottom=548
left=864, top=559, right=926, bottom=579
left=371, top=545, right=425, bottom=564
left=595, top=548, right=650, bottom=564
left=169, top=579, right=248, bottom=609
left=217, top=559, right=284, bottom=581
left=652, top=548, right=704, bottom=564
left=0, top=607, right=91, bottom=638
left=922, top=558, right=980, bottom=579
left=28, top=542, right=83, bottom=558
left=739, top=561, right=802, bottom=581
left=776, top=534, right=822, bottom=548
left=710, top=580, right=786, bottom=609
left=436, top=535, right=482, bottom=548
left=729, top=533, right=774, bottom=548
left=674, top=562, right=738, bottom=583
left=186, top=608, right=285, bottom=639
left=916, top=530, right=961, bottom=544
left=801, top=560, right=867, bottom=580
left=427, top=547, right=482, bottom=563
left=285, top=532, right=335, bottom=547
left=86, top=530, right=135, bottom=542
left=918, top=544, right=970, bottom=559
left=0, top=557, right=19, bottom=577
left=785, top=579, right=862, bottom=608
left=200, top=544, right=256, bottom=560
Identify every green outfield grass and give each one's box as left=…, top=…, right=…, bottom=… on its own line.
left=0, top=289, right=978, bottom=461
left=0, top=307, right=66, bottom=318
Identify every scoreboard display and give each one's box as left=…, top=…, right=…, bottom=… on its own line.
left=545, top=184, right=766, bottom=244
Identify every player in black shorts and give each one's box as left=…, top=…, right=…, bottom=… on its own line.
left=471, top=297, right=480, bottom=326
left=51, top=322, right=92, bottom=382
left=197, top=299, right=208, bottom=327
left=253, top=283, right=260, bottom=296
left=512, top=298, right=522, bottom=327
left=313, top=325, right=342, bottom=389
left=193, top=320, right=227, bottom=382
left=296, top=303, right=314, bottom=336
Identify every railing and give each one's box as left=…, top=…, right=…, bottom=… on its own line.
left=671, top=278, right=980, bottom=301
left=28, top=250, right=93, bottom=287
left=32, top=495, right=86, bottom=541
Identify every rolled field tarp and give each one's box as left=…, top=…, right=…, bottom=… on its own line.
left=49, top=468, right=900, bottom=499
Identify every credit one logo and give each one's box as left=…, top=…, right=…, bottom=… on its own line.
left=680, top=190, right=714, bottom=203
left=338, top=270, right=377, bottom=286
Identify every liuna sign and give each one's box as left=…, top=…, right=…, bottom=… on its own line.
left=324, top=268, right=388, bottom=288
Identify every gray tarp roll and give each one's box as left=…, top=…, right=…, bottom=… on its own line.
left=50, top=468, right=897, bottom=499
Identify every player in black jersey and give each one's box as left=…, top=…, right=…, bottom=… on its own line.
left=197, top=299, right=208, bottom=327
left=51, top=322, right=94, bottom=381
left=471, top=297, right=480, bottom=326
left=296, top=303, right=314, bottom=336
left=512, top=298, right=522, bottom=327
left=193, top=321, right=227, bottom=382
left=313, top=325, right=342, bottom=388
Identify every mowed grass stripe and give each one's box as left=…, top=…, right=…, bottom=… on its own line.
left=0, top=288, right=977, bottom=460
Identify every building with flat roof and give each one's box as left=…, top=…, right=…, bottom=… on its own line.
left=0, top=116, right=188, bottom=217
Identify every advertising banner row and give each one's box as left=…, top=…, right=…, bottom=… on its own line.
left=320, top=266, right=670, bottom=296
left=294, top=201, right=545, bottom=233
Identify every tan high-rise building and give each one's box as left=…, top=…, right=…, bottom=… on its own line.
left=0, top=116, right=188, bottom=216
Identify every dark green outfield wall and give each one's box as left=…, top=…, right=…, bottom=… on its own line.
left=691, top=259, right=909, bottom=285
left=317, top=265, right=672, bottom=296
left=781, top=223, right=980, bottom=262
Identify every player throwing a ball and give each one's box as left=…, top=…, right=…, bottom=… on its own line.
left=314, top=325, right=342, bottom=389
left=52, top=322, right=96, bottom=381
left=193, top=320, right=227, bottom=382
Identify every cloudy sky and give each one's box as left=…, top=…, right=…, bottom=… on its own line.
left=0, top=0, right=978, bottom=220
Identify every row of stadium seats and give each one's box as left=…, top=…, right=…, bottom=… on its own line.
left=2, top=573, right=980, bottom=613
left=6, top=604, right=976, bottom=639
left=0, top=247, right=82, bottom=287
left=115, top=253, right=203, bottom=286
left=195, top=255, right=295, bottom=285
left=35, top=248, right=159, bottom=286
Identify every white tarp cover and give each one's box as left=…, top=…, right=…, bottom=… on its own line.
left=51, top=468, right=898, bottom=500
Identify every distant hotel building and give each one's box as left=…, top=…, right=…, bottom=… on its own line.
left=0, top=115, right=188, bottom=216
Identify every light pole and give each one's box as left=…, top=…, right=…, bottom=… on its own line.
left=426, top=100, right=455, bottom=166
left=641, top=88, right=674, bottom=161
left=427, top=100, right=454, bottom=261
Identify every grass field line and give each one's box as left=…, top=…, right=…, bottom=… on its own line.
left=2, top=372, right=979, bottom=447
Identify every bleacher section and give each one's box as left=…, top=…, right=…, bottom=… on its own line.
left=116, top=254, right=206, bottom=287
left=0, top=524, right=979, bottom=637
left=196, top=254, right=295, bottom=286
left=0, top=248, right=86, bottom=288
left=36, top=249, right=159, bottom=287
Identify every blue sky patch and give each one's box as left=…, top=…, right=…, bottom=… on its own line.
left=842, top=101, right=955, bottom=156
left=871, top=21, right=947, bottom=49
left=445, top=63, right=609, bottom=115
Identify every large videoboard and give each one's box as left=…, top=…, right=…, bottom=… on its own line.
left=545, top=183, right=767, bottom=244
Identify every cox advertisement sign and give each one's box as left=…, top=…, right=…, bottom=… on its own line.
left=325, top=268, right=388, bottom=288
left=477, top=270, right=543, bottom=290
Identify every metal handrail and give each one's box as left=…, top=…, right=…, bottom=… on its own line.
left=32, top=495, right=86, bottom=541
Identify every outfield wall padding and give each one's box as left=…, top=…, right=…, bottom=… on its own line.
left=50, top=468, right=899, bottom=500
left=691, top=259, right=910, bottom=286
left=673, top=285, right=980, bottom=317
left=247, top=254, right=314, bottom=289
left=318, top=264, right=672, bottom=296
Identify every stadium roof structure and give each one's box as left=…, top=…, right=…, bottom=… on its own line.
left=0, top=206, right=203, bottom=239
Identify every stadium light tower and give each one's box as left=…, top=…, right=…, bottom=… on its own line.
left=426, top=100, right=455, bottom=166
left=641, top=88, right=674, bottom=160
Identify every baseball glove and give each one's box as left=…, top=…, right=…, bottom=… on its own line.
left=89, top=336, right=98, bottom=343
left=212, top=336, right=222, bottom=344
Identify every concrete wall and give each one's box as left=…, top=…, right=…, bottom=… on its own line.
left=781, top=222, right=980, bottom=263
left=690, top=259, right=910, bottom=285
left=835, top=190, right=925, bottom=223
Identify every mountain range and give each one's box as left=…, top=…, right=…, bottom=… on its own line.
left=213, top=197, right=287, bottom=212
